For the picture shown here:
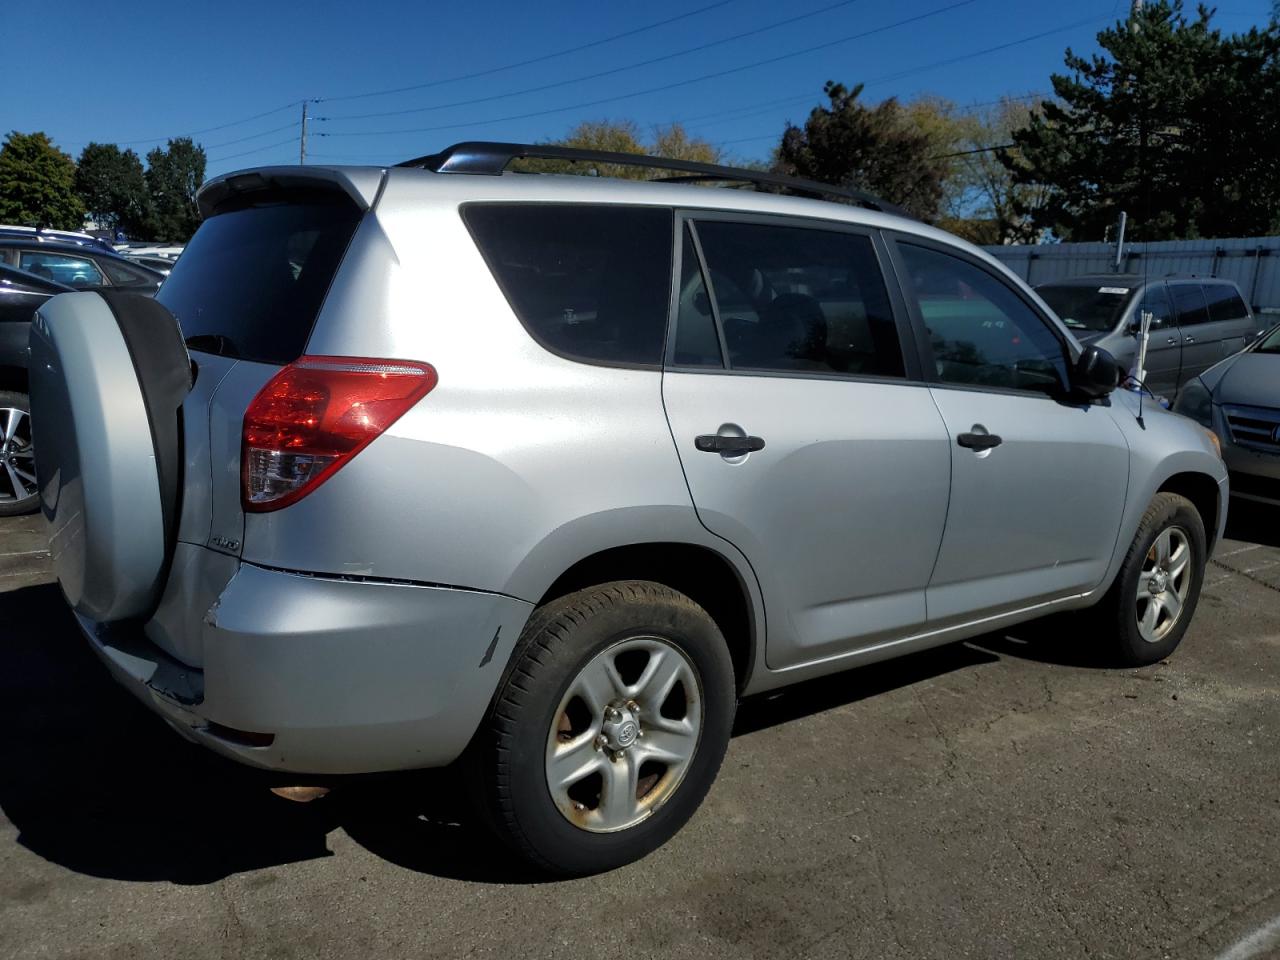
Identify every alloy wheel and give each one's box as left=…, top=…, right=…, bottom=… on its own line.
left=545, top=636, right=703, bottom=833
left=1136, top=525, right=1192, bottom=644
left=0, top=406, right=35, bottom=504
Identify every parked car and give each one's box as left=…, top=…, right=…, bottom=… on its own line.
left=1174, top=322, right=1280, bottom=505
left=0, top=264, right=71, bottom=515
left=29, top=143, right=1228, bottom=876
left=122, top=255, right=174, bottom=276
left=0, top=239, right=164, bottom=293
left=113, top=243, right=184, bottom=261
left=0, top=224, right=119, bottom=254
left=1035, top=274, right=1261, bottom=396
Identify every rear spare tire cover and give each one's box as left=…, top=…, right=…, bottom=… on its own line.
left=29, top=290, right=191, bottom=622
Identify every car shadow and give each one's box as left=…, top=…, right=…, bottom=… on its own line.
left=0, top=582, right=1113, bottom=886
left=1223, top=498, right=1280, bottom=549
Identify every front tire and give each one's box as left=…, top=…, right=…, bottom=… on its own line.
left=0, top=391, right=37, bottom=517
left=1097, top=492, right=1207, bottom=666
left=473, top=581, right=736, bottom=876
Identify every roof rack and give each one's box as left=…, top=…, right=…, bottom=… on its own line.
left=397, top=141, right=904, bottom=216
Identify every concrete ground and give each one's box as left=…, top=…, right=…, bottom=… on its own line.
left=2, top=503, right=1279, bottom=960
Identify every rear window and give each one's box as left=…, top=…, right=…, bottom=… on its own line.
left=158, top=193, right=362, bottom=364
left=463, top=203, right=674, bottom=367
left=1203, top=284, right=1250, bottom=323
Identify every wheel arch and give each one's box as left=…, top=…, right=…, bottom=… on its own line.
left=0, top=364, right=28, bottom=394
left=535, top=541, right=761, bottom=694
left=1157, top=470, right=1223, bottom=554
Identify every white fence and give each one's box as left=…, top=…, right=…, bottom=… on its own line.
left=983, top=236, right=1280, bottom=318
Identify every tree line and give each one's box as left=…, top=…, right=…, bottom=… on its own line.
left=1, top=1, right=1275, bottom=245
left=0, top=133, right=206, bottom=241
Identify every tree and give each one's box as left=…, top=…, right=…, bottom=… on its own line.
left=1007, top=2, right=1280, bottom=240
left=773, top=82, right=949, bottom=221
left=75, top=143, right=151, bottom=237
left=0, top=131, right=84, bottom=230
left=145, top=137, right=206, bottom=240
left=518, top=120, right=722, bottom=178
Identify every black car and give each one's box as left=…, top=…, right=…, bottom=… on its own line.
left=0, top=264, right=71, bottom=515
left=0, top=239, right=164, bottom=294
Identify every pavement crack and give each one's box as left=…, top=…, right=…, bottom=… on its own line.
left=1211, top=558, right=1280, bottom=595
left=219, top=881, right=246, bottom=958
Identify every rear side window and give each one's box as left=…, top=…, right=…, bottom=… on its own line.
left=1203, top=284, right=1250, bottom=323
left=1171, top=283, right=1210, bottom=326
left=99, top=258, right=151, bottom=286
left=463, top=204, right=673, bottom=367
left=692, top=220, right=904, bottom=378
left=158, top=193, right=362, bottom=364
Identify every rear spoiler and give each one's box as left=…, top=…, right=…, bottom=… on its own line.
left=196, top=166, right=386, bottom=219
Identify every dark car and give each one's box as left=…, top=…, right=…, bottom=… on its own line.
left=0, top=225, right=119, bottom=255
left=0, top=239, right=165, bottom=294
left=1035, top=274, right=1262, bottom=396
left=0, top=263, right=71, bottom=515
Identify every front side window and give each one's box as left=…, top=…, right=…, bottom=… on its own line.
left=691, top=220, right=904, bottom=378
left=464, top=204, right=674, bottom=367
left=899, top=243, right=1069, bottom=395
left=1138, top=283, right=1175, bottom=329
left=18, top=251, right=104, bottom=288
left=1172, top=283, right=1210, bottom=326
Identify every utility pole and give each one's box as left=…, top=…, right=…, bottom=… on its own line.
left=300, top=100, right=308, bottom=165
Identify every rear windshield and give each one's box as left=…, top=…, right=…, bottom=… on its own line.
left=158, top=193, right=362, bottom=364
left=1035, top=283, right=1136, bottom=333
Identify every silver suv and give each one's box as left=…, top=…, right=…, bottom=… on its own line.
left=29, top=143, right=1228, bottom=875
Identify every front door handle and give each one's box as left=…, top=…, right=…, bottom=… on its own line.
left=1166, top=336, right=1178, bottom=345
left=957, top=431, right=1003, bottom=451
left=1183, top=336, right=1196, bottom=344
left=695, top=434, right=765, bottom=454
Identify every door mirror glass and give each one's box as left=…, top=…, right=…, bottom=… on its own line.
left=1073, top=344, right=1120, bottom=399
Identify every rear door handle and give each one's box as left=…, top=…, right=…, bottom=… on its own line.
left=957, top=432, right=1003, bottom=451
left=1183, top=336, right=1196, bottom=344
left=1166, top=336, right=1178, bottom=345
left=695, top=434, right=765, bottom=454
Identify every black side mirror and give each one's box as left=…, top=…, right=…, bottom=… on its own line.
left=1073, top=344, right=1120, bottom=399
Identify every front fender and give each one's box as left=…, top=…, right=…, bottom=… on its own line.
left=1096, top=394, right=1228, bottom=597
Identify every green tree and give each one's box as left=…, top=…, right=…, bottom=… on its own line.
left=0, top=131, right=84, bottom=230
left=773, top=82, right=950, bottom=221
left=1007, top=2, right=1280, bottom=240
left=75, top=143, right=151, bottom=237
left=518, top=120, right=722, bottom=178
left=145, top=137, right=206, bottom=240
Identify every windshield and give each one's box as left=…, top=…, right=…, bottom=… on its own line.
left=1255, top=324, right=1280, bottom=353
left=1035, top=283, right=1137, bottom=333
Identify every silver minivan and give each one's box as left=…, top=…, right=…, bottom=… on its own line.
left=30, top=143, right=1228, bottom=875
left=1036, top=274, right=1261, bottom=396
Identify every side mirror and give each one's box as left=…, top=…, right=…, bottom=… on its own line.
left=1073, top=344, right=1120, bottom=399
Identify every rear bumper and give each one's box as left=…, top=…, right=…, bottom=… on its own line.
left=80, top=562, right=533, bottom=774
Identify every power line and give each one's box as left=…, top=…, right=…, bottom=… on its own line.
left=704, top=14, right=1102, bottom=148
left=319, top=0, right=738, bottom=104
left=112, top=100, right=303, bottom=147
left=318, top=0, right=981, bottom=139
left=206, top=136, right=303, bottom=165
left=324, top=0, right=868, bottom=123
left=202, top=120, right=301, bottom=151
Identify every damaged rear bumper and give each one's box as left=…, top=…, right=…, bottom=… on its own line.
left=79, top=561, right=533, bottom=774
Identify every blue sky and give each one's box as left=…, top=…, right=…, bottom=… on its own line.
left=5, top=0, right=1274, bottom=178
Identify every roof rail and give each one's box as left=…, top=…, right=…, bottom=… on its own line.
left=397, top=141, right=905, bottom=216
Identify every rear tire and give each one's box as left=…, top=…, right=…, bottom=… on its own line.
left=0, top=391, right=37, bottom=517
left=1096, top=492, right=1207, bottom=666
left=471, top=580, right=736, bottom=876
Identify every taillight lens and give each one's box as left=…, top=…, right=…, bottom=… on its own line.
left=242, top=356, right=437, bottom=512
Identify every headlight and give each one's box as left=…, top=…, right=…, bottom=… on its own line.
left=1173, top=377, right=1213, bottom=427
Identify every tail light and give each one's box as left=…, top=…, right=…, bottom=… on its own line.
left=242, top=356, right=437, bottom=512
